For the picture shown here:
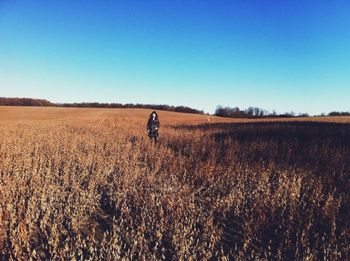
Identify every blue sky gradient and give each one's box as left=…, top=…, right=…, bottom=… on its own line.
left=1, top=0, right=349, bottom=114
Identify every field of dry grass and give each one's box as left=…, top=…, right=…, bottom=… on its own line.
left=0, top=106, right=349, bottom=260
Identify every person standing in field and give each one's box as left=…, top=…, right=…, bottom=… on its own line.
left=147, top=111, right=160, bottom=143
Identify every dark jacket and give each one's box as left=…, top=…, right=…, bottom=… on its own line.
left=147, top=117, right=160, bottom=135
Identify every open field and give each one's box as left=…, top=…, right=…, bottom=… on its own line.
left=0, top=106, right=349, bottom=260
left=2, top=106, right=350, bottom=124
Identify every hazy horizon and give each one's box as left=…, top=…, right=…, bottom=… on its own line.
left=1, top=1, right=349, bottom=115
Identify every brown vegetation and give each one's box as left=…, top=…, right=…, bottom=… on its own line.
left=0, top=107, right=349, bottom=260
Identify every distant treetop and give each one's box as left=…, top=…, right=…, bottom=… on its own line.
left=0, top=97, right=204, bottom=115
left=0, top=97, right=53, bottom=107
left=214, top=105, right=349, bottom=118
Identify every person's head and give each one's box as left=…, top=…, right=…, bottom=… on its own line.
left=150, top=111, right=158, bottom=120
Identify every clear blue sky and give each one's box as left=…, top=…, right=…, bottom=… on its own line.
left=1, top=0, right=349, bottom=114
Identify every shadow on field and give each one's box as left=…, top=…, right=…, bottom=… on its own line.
left=172, top=121, right=350, bottom=169
left=175, top=121, right=350, bottom=145
left=172, top=121, right=350, bottom=189
left=171, top=121, right=350, bottom=258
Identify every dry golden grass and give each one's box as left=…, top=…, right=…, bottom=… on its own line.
left=2, top=106, right=350, bottom=123
left=0, top=106, right=349, bottom=260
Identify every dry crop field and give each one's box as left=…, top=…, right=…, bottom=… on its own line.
left=0, top=106, right=349, bottom=260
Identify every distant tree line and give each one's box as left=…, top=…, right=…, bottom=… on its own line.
left=328, top=111, right=350, bottom=116
left=214, top=105, right=313, bottom=118
left=0, top=97, right=53, bottom=107
left=214, top=105, right=350, bottom=118
left=1, top=98, right=348, bottom=117
left=56, top=102, right=204, bottom=114
left=214, top=105, right=307, bottom=118
left=215, top=106, right=269, bottom=118
left=0, top=97, right=204, bottom=114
